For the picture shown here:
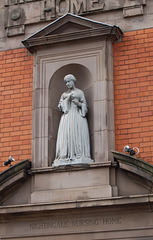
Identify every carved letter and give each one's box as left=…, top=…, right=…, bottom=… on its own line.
left=70, top=0, right=86, bottom=14
left=40, top=0, right=55, bottom=20
left=56, top=0, right=70, bottom=16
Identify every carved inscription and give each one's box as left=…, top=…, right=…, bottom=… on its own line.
left=4, top=0, right=105, bottom=37
left=5, top=0, right=105, bottom=16
left=103, top=217, right=122, bottom=225
left=29, top=217, right=122, bottom=232
left=30, top=218, right=99, bottom=230
left=30, top=220, right=69, bottom=230
left=71, top=218, right=99, bottom=226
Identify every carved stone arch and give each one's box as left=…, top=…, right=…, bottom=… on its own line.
left=48, top=63, right=93, bottom=165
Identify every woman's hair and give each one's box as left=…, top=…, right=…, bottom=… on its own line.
left=64, top=74, right=77, bottom=82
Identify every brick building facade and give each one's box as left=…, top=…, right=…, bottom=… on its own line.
left=1, top=1, right=153, bottom=170
left=0, top=1, right=153, bottom=239
left=114, top=28, right=153, bottom=164
left=0, top=49, right=33, bottom=171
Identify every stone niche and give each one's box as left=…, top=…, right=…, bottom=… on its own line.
left=23, top=13, right=122, bottom=168
left=49, top=63, right=93, bottom=165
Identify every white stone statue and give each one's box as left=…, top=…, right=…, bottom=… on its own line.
left=53, top=74, right=93, bottom=166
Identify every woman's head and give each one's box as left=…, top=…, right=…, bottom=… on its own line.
left=64, top=74, right=77, bottom=83
left=64, top=74, right=77, bottom=89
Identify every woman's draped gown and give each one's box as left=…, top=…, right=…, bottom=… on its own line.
left=53, top=88, right=93, bottom=166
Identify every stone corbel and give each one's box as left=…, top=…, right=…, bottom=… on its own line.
left=123, top=0, right=146, bottom=18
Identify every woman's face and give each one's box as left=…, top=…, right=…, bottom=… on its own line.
left=65, top=78, right=75, bottom=89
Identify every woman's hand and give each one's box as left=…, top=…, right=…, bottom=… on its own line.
left=72, top=99, right=81, bottom=107
left=66, top=93, right=73, bottom=101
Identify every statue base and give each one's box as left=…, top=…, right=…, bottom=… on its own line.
left=52, top=157, right=94, bottom=167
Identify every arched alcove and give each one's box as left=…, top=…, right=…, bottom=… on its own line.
left=48, top=64, right=93, bottom=165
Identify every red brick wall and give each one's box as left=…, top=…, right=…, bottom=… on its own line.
left=113, top=28, right=153, bottom=165
left=1, top=28, right=153, bottom=172
left=0, top=48, right=33, bottom=172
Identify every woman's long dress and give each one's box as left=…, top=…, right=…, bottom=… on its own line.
left=53, top=88, right=93, bottom=166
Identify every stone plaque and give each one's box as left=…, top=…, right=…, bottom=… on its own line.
left=1, top=210, right=153, bottom=238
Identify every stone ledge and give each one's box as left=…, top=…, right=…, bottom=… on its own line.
left=29, top=161, right=115, bottom=174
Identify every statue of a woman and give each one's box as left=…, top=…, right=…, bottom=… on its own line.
left=53, top=74, right=93, bottom=166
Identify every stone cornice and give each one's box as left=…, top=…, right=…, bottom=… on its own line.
left=0, top=194, right=152, bottom=215
left=22, top=13, right=123, bottom=53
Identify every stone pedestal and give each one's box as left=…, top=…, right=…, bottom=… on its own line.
left=31, top=162, right=115, bottom=204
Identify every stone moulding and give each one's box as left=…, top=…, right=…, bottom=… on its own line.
left=22, top=13, right=123, bottom=53
left=0, top=194, right=153, bottom=214
left=23, top=26, right=121, bottom=49
left=111, top=150, right=153, bottom=182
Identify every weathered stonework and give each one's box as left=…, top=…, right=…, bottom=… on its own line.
left=0, top=153, right=153, bottom=239
left=6, top=24, right=25, bottom=36
left=1, top=0, right=153, bottom=50
left=3, top=0, right=147, bottom=37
